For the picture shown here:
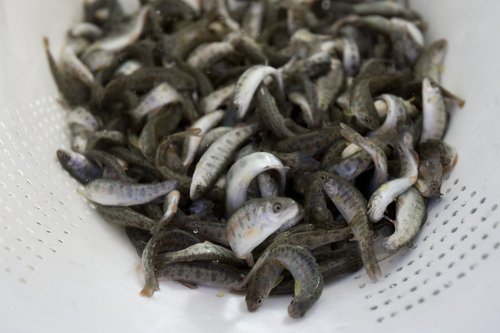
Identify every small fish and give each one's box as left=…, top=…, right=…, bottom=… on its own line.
left=367, top=136, right=419, bottom=222
left=257, top=86, right=296, bottom=139
left=129, top=82, right=181, bottom=121
left=69, top=22, right=103, bottom=39
left=414, top=39, right=448, bottom=83
left=199, top=84, right=236, bottom=114
left=43, top=37, right=90, bottom=107
left=420, top=78, right=447, bottom=143
left=190, top=123, right=261, bottom=200
left=79, top=178, right=178, bottom=206
left=56, top=149, right=102, bottom=184
left=138, top=104, right=183, bottom=164
left=242, top=244, right=323, bottom=318
left=246, top=260, right=285, bottom=312
left=186, top=41, right=236, bottom=71
left=226, top=197, right=303, bottom=264
left=288, top=91, right=316, bottom=128
left=95, top=204, right=155, bottom=230
left=151, top=190, right=181, bottom=235
left=60, top=44, right=96, bottom=88
left=257, top=172, right=280, bottom=198
left=316, top=171, right=382, bottom=281
left=384, top=186, right=426, bottom=251
left=155, top=260, right=247, bottom=292
left=196, top=126, right=233, bottom=156
left=316, top=58, right=345, bottom=115
left=99, top=67, right=196, bottom=108
left=66, top=106, right=100, bottom=132
left=226, top=152, right=287, bottom=214
left=339, top=37, right=360, bottom=76
left=233, top=65, right=284, bottom=120
left=181, top=110, right=225, bottom=168
left=274, top=124, right=342, bottom=156
left=368, top=94, right=407, bottom=138
left=84, top=5, right=150, bottom=55
left=340, top=123, right=388, bottom=190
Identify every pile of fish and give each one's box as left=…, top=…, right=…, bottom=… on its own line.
left=47, top=0, right=464, bottom=319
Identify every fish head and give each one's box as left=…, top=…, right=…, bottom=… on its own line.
left=367, top=192, right=385, bottom=222
left=422, top=77, right=440, bottom=96
left=288, top=295, right=315, bottom=319
left=315, top=171, right=341, bottom=195
left=419, top=160, right=443, bottom=183
left=357, top=112, right=381, bottom=131
left=189, top=180, right=206, bottom=201
left=57, top=149, right=83, bottom=171
left=263, top=197, right=301, bottom=227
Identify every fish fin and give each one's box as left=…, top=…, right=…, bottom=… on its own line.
left=273, top=275, right=284, bottom=288
left=245, top=253, right=255, bottom=267
left=187, top=128, right=202, bottom=136
left=178, top=281, right=198, bottom=289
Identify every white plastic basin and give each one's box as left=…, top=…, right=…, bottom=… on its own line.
left=1, top=1, right=499, bottom=332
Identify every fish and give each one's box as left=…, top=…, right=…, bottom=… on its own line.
left=316, top=171, right=382, bottom=281
left=384, top=186, right=427, bottom=251
left=181, top=110, right=225, bottom=168
left=420, top=78, right=448, bottom=143
left=414, top=39, right=448, bottom=83
left=155, top=260, right=247, bottom=292
left=225, top=152, right=287, bottom=214
left=226, top=197, right=303, bottom=265
left=79, top=178, right=178, bottom=206
left=95, top=204, right=155, bottom=230
left=367, top=135, right=419, bottom=222
left=241, top=244, right=323, bottom=318
left=190, top=123, right=261, bottom=200
left=155, top=241, right=245, bottom=268
left=233, top=65, right=284, bottom=120
left=56, top=149, right=102, bottom=184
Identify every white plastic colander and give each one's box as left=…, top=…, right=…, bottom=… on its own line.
left=1, top=1, right=499, bottom=332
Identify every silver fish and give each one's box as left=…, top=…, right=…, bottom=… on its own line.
left=226, top=152, right=287, bottom=214
left=79, top=179, right=178, bottom=206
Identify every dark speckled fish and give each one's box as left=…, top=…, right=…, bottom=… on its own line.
left=315, top=171, right=382, bottom=281
left=241, top=244, right=323, bottom=318
left=155, top=260, right=247, bottom=292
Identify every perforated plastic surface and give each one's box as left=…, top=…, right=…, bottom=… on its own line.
left=1, top=1, right=499, bottom=332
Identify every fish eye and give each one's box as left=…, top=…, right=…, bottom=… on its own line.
left=319, top=174, right=327, bottom=181
left=257, top=297, right=263, bottom=305
left=273, top=203, right=282, bottom=212
left=195, top=185, right=201, bottom=192
left=290, top=299, right=296, bottom=305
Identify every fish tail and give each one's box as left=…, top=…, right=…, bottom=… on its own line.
left=140, top=281, right=159, bottom=297
left=357, top=234, right=382, bottom=281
